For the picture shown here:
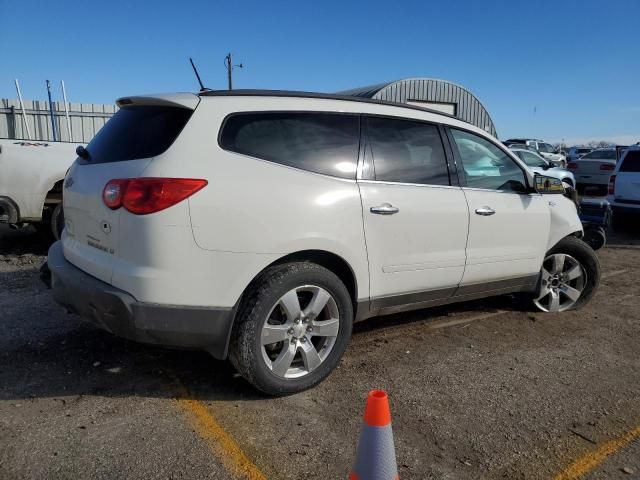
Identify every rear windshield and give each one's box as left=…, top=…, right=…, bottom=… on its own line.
left=620, top=150, right=640, bottom=172
left=582, top=150, right=616, bottom=160
left=83, top=105, right=192, bottom=163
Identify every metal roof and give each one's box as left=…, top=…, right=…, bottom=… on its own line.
left=337, top=78, right=497, bottom=137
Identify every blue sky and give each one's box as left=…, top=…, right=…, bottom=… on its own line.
left=1, top=0, right=639, bottom=143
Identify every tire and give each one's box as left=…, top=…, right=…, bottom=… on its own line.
left=229, top=262, right=353, bottom=396
left=531, top=236, right=600, bottom=312
left=582, top=227, right=606, bottom=251
left=51, top=204, right=64, bottom=240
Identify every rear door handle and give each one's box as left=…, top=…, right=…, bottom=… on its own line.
left=370, top=203, right=399, bottom=215
left=475, top=206, right=495, bottom=216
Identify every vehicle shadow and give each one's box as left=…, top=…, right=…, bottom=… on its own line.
left=0, top=224, right=53, bottom=256
left=0, top=271, right=527, bottom=404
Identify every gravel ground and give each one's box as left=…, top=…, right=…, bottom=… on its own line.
left=1, top=224, right=639, bottom=479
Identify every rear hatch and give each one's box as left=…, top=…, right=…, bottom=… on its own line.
left=615, top=150, right=640, bottom=202
left=62, top=95, right=197, bottom=284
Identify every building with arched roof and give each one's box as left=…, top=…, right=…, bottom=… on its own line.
left=338, top=78, right=497, bottom=137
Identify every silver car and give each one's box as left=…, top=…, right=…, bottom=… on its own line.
left=510, top=148, right=576, bottom=187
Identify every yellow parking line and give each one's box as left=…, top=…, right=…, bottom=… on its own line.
left=553, top=424, right=640, bottom=480
left=173, top=381, right=267, bottom=480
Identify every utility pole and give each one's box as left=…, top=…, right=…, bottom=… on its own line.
left=224, top=52, right=244, bottom=90
left=46, top=80, right=58, bottom=142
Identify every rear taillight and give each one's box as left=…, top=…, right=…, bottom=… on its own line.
left=103, top=178, right=207, bottom=215
left=600, top=163, right=615, bottom=171
left=567, top=162, right=578, bottom=170
left=608, top=175, right=616, bottom=195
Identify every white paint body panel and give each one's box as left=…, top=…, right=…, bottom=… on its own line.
left=358, top=182, right=468, bottom=298
left=0, top=140, right=82, bottom=220
left=461, top=189, right=550, bottom=284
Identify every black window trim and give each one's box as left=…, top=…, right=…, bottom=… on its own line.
left=217, top=110, right=362, bottom=180
left=358, top=113, right=458, bottom=188
left=444, top=125, right=533, bottom=194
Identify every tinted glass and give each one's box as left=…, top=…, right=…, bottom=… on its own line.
left=620, top=150, right=640, bottom=172
left=582, top=150, right=616, bottom=160
left=451, top=129, right=526, bottom=192
left=366, top=117, right=449, bottom=185
left=538, top=143, right=555, bottom=153
left=219, top=112, right=359, bottom=179
left=520, top=150, right=547, bottom=167
left=84, top=106, right=192, bottom=163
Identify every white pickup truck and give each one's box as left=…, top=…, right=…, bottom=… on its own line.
left=0, top=140, right=81, bottom=238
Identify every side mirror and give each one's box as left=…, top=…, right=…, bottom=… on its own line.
left=534, top=173, right=565, bottom=194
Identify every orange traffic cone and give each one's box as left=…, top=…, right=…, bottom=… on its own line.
left=349, top=390, right=399, bottom=480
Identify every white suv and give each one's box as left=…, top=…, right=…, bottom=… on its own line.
left=46, top=91, right=600, bottom=395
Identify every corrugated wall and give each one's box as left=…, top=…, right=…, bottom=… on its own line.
left=372, top=79, right=497, bottom=137
left=0, top=98, right=116, bottom=143
left=339, top=78, right=497, bottom=137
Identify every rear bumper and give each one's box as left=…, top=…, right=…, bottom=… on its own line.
left=47, top=241, right=236, bottom=359
left=0, top=196, right=19, bottom=223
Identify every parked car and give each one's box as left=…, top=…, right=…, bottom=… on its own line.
left=45, top=90, right=600, bottom=395
left=509, top=148, right=576, bottom=186
left=567, top=148, right=617, bottom=193
left=608, top=145, right=640, bottom=229
left=0, top=140, right=83, bottom=238
left=566, top=146, right=592, bottom=162
left=504, top=138, right=567, bottom=167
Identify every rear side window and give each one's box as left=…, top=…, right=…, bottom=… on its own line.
left=85, top=106, right=192, bottom=163
left=219, top=112, right=360, bottom=179
left=620, top=150, right=640, bottom=172
left=365, top=116, right=450, bottom=185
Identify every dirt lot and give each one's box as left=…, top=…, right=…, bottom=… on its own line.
left=1, top=224, right=639, bottom=479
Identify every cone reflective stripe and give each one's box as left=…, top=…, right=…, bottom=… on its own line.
left=349, top=390, right=399, bottom=480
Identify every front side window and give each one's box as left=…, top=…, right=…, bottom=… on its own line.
left=451, top=129, right=527, bottom=192
left=366, top=116, right=450, bottom=185
left=219, top=112, right=360, bottom=179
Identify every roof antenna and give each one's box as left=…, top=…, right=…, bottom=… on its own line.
left=189, top=57, right=209, bottom=92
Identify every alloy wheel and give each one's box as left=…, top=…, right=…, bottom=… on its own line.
left=260, top=285, right=340, bottom=379
left=533, top=253, right=587, bottom=312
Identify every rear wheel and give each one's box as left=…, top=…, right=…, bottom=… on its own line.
left=229, top=262, right=353, bottom=396
left=532, top=236, right=600, bottom=312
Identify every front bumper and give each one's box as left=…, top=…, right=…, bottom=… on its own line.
left=47, top=241, right=236, bottom=359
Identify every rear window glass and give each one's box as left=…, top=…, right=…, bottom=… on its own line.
left=219, top=112, right=360, bottom=179
left=582, top=150, right=616, bottom=160
left=620, top=150, right=640, bottom=172
left=83, top=106, right=192, bottom=163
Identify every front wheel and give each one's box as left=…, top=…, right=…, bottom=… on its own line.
left=229, top=262, right=353, bottom=396
left=532, top=236, right=600, bottom=312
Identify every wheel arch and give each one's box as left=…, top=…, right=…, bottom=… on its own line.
left=222, top=249, right=360, bottom=360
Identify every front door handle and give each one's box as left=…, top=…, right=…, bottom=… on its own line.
left=475, top=206, right=495, bottom=216
left=370, top=203, right=399, bottom=215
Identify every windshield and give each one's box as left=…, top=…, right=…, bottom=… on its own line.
left=537, top=143, right=555, bottom=153
left=518, top=150, right=547, bottom=167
